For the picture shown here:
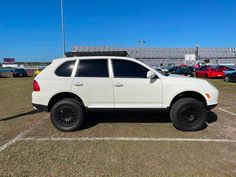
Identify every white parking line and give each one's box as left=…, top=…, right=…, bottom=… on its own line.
left=20, top=137, right=236, bottom=143
left=218, top=108, right=236, bottom=116
left=0, top=129, right=31, bottom=152
left=0, top=115, right=48, bottom=152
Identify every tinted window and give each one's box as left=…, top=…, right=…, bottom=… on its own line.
left=16, top=69, right=26, bottom=73
left=181, top=68, right=191, bottom=73
left=55, top=60, right=75, bottom=77
left=175, top=68, right=181, bottom=72
left=112, top=59, right=149, bottom=78
left=76, top=59, right=108, bottom=77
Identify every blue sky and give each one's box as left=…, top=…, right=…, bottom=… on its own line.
left=0, top=0, right=236, bottom=62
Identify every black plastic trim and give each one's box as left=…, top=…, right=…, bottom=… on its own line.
left=207, top=104, right=218, bottom=111
left=86, top=108, right=170, bottom=113
left=32, top=103, right=48, bottom=112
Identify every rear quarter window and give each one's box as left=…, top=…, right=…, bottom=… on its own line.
left=55, top=60, right=76, bottom=77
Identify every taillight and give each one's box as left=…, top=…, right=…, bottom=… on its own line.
left=33, top=80, right=40, bottom=92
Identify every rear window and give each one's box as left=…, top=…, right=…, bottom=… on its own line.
left=55, top=60, right=76, bottom=77
left=228, top=68, right=235, bottom=71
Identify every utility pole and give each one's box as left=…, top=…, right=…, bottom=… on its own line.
left=196, top=45, right=200, bottom=61
left=61, top=0, right=66, bottom=57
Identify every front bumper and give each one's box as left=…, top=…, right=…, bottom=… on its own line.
left=207, top=104, right=218, bottom=111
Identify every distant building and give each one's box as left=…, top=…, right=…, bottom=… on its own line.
left=1, top=64, right=18, bottom=68
left=2, top=58, right=18, bottom=68
left=66, top=46, right=236, bottom=66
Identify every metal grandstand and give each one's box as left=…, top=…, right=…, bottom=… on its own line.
left=65, top=46, right=236, bottom=66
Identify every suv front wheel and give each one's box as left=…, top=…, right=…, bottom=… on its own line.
left=50, top=98, right=85, bottom=132
left=170, top=98, right=207, bottom=131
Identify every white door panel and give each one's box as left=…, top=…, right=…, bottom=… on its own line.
left=113, top=78, right=162, bottom=108
left=72, top=78, right=114, bottom=108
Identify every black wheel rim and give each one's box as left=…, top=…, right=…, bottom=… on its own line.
left=55, top=106, right=77, bottom=127
left=177, top=104, right=200, bottom=127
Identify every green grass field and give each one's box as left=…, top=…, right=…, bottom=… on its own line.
left=0, top=77, right=236, bottom=177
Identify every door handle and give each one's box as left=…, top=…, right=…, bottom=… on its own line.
left=114, top=83, right=124, bottom=87
left=74, top=82, right=84, bottom=86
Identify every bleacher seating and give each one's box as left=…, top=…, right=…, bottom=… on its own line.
left=76, top=46, right=236, bottom=66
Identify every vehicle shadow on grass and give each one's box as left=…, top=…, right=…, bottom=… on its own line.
left=0, top=110, right=41, bottom=121
left=82, top=110, right=218, bottom=130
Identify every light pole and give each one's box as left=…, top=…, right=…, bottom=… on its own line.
left=61, top=0, right=66, bottom=57
left=138, top=40, right=146, bottom=47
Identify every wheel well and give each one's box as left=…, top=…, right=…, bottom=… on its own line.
left=48, top=92, right=84, bottom=111
left=170, top=91, right=207, bottom=109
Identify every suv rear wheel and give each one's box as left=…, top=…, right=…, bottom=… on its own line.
left=170, top=98, right=207, bottom=131
left=50, top=98, right=85, bottom=132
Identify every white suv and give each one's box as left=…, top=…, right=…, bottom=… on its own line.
left=32, top=57, right=218, bottom=131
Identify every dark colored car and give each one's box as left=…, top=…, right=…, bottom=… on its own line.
left=170, top=67, right=194, bottom=77
left=13, top=69, right=28, bottom=77
left=224, top=71, right=236, bottom=83
left=168, top=66, right=179, bottom=73
left=188, top=66, right=195, bottom=72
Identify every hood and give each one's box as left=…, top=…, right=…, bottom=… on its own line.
left=165, top=74, right=207, bottom=83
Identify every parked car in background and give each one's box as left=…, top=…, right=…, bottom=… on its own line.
left=188, top=65, right=195, bottom=72
left=34, top=69, right=41, bottom=76
left=155, top=67, right=169, bottom=75
left=168, top=66, right=179, bottom=73
left=170, top=67, right=194, bottom=77
left=224, top=72, right=236, bottom=83
left=216, top=65, right=229, bottom=72
left=196, top=66, right=224, bottom=78
left=0, top=68, right=15, bottom=78
left=224, top=67, right=236, bottom=75
left=13, top=68, right=28, bottom=77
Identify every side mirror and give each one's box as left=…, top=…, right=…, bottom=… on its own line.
left=146, top=70, right=156, bottom=79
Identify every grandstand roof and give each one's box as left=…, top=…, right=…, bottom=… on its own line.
left=66, top=46, right=236, bottom=59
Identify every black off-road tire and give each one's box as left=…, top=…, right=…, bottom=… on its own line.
left=170, top=98, right=207, bottom=131
left=50, top=98, right=85, bottom=132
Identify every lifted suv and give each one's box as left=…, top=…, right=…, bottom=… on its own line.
left=32, top=57, right=218, bottom=131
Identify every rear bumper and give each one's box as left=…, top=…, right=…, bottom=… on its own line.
left=207, top=104, right=217, bottom=111
left=32, top=103, right=48, bottom=112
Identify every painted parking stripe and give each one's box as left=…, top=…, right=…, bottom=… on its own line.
left=218, top=108, right=236, bottom=116
left=20, top=137, right=236, bottom=143
left=0, top=129, right=31, bottom=152
left=0, top=115, right=48, bottom=152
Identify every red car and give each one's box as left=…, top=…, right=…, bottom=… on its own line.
left=196, top=66, right=225, bottom=78
left=216, top=65, right=229, bottom=72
